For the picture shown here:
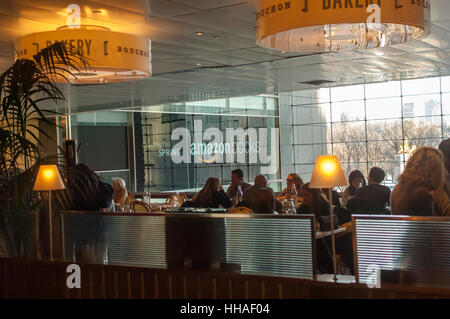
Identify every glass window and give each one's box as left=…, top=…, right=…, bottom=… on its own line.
left=367, top=119, right=403, bottom=141
left=292, top=88, right=330, bottom=105
left=333, top=142, right=367, bottom=163
left=366, top=98, right=402, bottom=120
left=442, top=93, right=450, bottom=115
left=368, top=141, right=403, bottom=162
left=402, top=94, right=441, bottom=118
left=332, top=100, right=365, bottom=122
left=442, top=76, right=450, bottom=93
left=365, top=81, right=401, bottom=99
left=402, top=77, right=440, bottom=96
left=403, top=117, right=442, bottom=142
left=332, top=121, right=366, bottom=143
left=331, top=84, right=364, bottom=102
left=292, top=104, right=329, bottom=125
left=293, top=124, right=328, bottom=145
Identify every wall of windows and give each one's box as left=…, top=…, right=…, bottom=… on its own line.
left=137, top=96, right=281, bottom=192
left=280, top=76, right=450, bottom=189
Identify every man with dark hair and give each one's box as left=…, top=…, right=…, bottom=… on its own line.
left=226, top=169, right=251, bottom=203
left=434, top=139, right=450, bottom=216
left=346, top=167, right=391, bottom=214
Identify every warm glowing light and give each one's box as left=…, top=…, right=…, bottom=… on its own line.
left=196, top=32, right=204, bottom=36
left=33, top=165, right=65, bottom=191
left=43, top=169, right=54, bottom=179
left=310, top=155, right=348, bottom=189
left=321, top=160, right=336, bottom=175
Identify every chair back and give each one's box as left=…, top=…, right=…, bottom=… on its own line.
left=131, top=200, right=152, bottom=213
left=165, top=193, right=187, bottom=206
left=227, top=206, right=253, bottom=215
left=124, top=192, right=134, bottom=205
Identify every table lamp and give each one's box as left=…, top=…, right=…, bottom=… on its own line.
left=33, top=164, right=65, bottom=260
left=310, top=155, right=348, bottom=282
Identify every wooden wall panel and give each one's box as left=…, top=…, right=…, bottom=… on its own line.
left=2, top=258, right=450, bottom=299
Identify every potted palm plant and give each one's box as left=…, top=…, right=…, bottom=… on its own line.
left=0, top=42, right=89, bottom=258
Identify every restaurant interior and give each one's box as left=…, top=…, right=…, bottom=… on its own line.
left=2, top=0, right=450, bottom=301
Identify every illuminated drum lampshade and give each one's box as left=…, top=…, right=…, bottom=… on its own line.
left=17, top=25, right=151, bottom=84
left=256, top=0, right=430, bottom=52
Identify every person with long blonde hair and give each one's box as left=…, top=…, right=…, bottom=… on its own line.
left=192, top=177, right=232, bottom=208
left=391, top=147, right=445, bottom=216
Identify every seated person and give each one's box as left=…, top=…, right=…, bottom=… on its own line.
left=112, top=177, right=128, bottom=205
left=297, top=183, right=343, bottom=274
left=252, top=188, right=277, bottom=214
left=278, top=173, right=303, bottom=201
left=191, top=177, right=232, bottom=209
left=341, top=170, right=366, bottom=207
left=68, top=163, right=115, bottom=212
left=346, top=167, right=391, bottom=214
left=238, top=175, right=282, bottom=213
left=296, top=183, right=336, bottom=231
left=226, top=169, right=251, bottom=204
left=391, top=147, right=443, bottom=216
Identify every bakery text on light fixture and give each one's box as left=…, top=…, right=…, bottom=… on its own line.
left=16, top=4, right=151, bottom=84
left=17, top=25, right=152, bottom=84
left=256, top=0, right=430, bottom=52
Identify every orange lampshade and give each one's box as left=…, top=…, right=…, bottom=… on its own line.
left=33, top=165, right=65, bottom=191
left=309, top=155, right=348, bottom=189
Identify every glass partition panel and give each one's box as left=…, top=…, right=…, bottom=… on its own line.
left=61, top=212, right=316, bottom=279
left=354, top=216, right=450, bottom=289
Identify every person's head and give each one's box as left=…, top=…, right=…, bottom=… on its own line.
left=112, top=177, right=126, bottom=192
left=254, top=175, right=268, bottom=188
left=398, top=147, right=444, bottom=191
left=194, top=177, right=221, bottom=204
left=231, top=169, right=244, bottom=185
left=439, top=138, right=450, bottom=172
left=286, top=173, right=303, bottom=190
left=253, top=188, right=276, bottom=214
left=368, top=167, right=385, bottom=185
left=301, top=183, right=322, bottom=209
left=348, top=170, right=366, bottom=189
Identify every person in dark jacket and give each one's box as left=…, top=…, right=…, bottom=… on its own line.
left=69, top=163, right=114, bottom=212
left=341, top=170, right=366, bottom=207
left=346, top=167, right=390, bottom=214
left=238, top=175, right=282, bottom=213
left=391, top=147, right=445, bottom=216
left=192, top=177, right=232, bottom=208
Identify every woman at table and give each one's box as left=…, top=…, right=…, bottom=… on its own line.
left=112, top=177, right=128, bottom=205
left=296, top=183, right=334, bottom=231
left=391, top=146, right=444, bottom=216
left=192, top=177, right=232, bottom=209
left=341, top=170, right=366, bottom=207
left=298, top=183, right=354, bottom=274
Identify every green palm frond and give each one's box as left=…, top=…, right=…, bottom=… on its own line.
left=0, top=42, right=90, bottom=211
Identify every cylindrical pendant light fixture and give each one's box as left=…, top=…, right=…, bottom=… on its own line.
left=256, top=0, right=430, bottom=52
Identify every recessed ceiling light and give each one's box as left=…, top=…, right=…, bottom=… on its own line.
left=196, top=63, right=202, bottom=66
left=196, top=32, right=204, bottom=36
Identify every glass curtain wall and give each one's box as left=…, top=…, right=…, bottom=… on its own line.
left=137, top=96, right=281, bottom=192
left=282, top=76, right=450, bottom=189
